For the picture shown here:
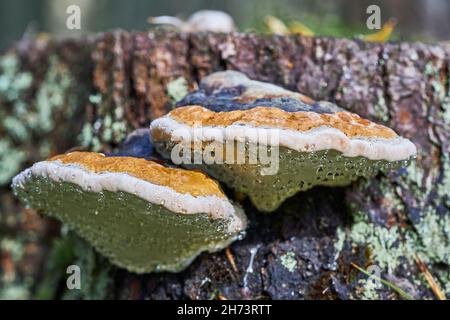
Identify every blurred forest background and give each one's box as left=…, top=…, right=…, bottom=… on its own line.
left=1, top=0, right=450, bottom=51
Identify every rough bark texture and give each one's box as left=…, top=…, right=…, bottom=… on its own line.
left=1, top=31, right=449, bottom=300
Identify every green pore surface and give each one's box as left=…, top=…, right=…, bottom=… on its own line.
left=13, top=176, right=243, bottom=273
left=154, top=141, right=408, bottom=212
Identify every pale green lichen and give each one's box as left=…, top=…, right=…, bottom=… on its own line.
left=77, top=109, right=128, bottom=151
left=114, top=106, right=124, bottom=119
left=0, top=285, right=30, bottom=300
left=0, top=53, right=81, bottom=185
left=357, top=277, right=382, bottom=300
left=0, top=237, right=30, bottom=300
left=427, top=59, right=450, bottom=125
left=372, top=92, right=389, bottom=122
left=0, top=55, right=33, bottom=184
left=442, top=96, right=450, bottom=125
left=415, top=209, right=450, bottom=265
left=437, top=153, right=450, bottom=207
left=280, top=251, right=297, bottom=272
left=102, top=114, right=113, bottom=142
left=1, top=237, right=24, bottom=262
left=0, top=139, right=26, bottom=184
left=346, top=180, right=415, bottom=274
left=348, top=212, right=414, bottom=272
left=35, top=56, right=75, bottom=132
left=3, top=116, right=29, bottom=141
left=167, top=77, right=189, bottom=104
left=79, top=90, right=127, bottom=149
left=435, top=268, right=450, bottom=296
left=0, top=55, right=33, bottom=102
left=111, top=120, right=127, bottom=142
left=79, top=123, right=101, bottom=151
left=347, top=175, right=450, bottom=298
left=425, top=61, right=447, bottom=100
left=333, top=227, right=346, bottom=256
left=405, top=162, right=426, bottom=193
left=96, top=113, right=127, bottom=145
left=88, top=93, right=102, bottom=105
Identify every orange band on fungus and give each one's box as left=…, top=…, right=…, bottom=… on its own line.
left=49, top=152, right=225, bottom=198
left=168, top=106, right=398, bottom=139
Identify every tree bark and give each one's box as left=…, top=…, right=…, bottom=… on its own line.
left=1, top=31, right=449, bottom=300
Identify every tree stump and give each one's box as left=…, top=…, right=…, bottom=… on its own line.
left=0, top=31, right=449, bottom=300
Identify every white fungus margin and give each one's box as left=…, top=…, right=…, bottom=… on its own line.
left=150, top=116, right=417, bottom=162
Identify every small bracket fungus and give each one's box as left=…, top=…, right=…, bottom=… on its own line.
left=150, top=71, right=417, bottom=212
left=12, top=150, right=246, bottom=273
left=148, top=10, right=236, bottom=33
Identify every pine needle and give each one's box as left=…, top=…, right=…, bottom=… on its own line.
left=209, top=289, right=228, bottom=300
left=414, top=253, right=446, bottom=300
left=351, top=262, right=414, bottom=300
left=225, top=247, right=238, bottom=273
left=362, top=18, right=396, bottom=42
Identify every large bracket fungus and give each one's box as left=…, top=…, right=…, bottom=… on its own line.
left=150, top=71, right=417, bottom=212
left=12, top=147, right=247, bottom=273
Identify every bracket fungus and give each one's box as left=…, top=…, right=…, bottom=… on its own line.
left=12, top=148, right=246, bottom=273
left=148, top=10, right=236, bottom=33
left=150, top=70, right=417, bottom=212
